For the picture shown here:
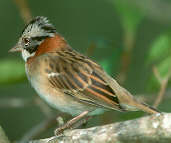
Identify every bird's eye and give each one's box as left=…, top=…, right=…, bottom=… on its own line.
left=23, top=38, right=30, bottom=46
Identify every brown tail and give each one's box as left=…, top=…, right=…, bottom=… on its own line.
left=119, top=92, right=160, bottom=114
left=120, top=101, right=160, bottom=114
left=136, top=102, right=160, bottom=114
left=102, top=72, right=161, bottom=114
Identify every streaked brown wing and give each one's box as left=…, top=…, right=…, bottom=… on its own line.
left=47, top=50, right=124, bottom=111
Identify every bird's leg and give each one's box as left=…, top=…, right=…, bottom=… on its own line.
left=69, top=115, right=91, bottom=130
left=54, top=111, right=89, bottom=135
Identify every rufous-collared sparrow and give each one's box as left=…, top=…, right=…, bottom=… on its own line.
left=9, top=16, right=160, bottom=133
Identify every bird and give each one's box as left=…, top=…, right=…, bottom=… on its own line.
left=9, top=16, right=160, bottom=134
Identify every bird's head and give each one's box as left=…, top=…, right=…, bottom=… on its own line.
left=9, top=16, right=57, bottom=61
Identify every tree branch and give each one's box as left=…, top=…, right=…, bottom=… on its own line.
left=153, top=66, right=171, bottom=107
left=13, top=0, right=32, bottom=23
left=29, top=113, right=171, bottom=143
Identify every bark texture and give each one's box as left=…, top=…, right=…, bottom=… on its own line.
left=29, top=113, right=171, bottom=143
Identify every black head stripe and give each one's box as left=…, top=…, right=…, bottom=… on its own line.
left=31, top=36, right=49, bottom=41
left=42, top=25, right=56, bottom=33
left=25, top=44, right=38, bottom=54
left=29, top=17, right=42, bottom=25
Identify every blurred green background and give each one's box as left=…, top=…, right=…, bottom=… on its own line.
left=0, top=0, right=171, bottom=142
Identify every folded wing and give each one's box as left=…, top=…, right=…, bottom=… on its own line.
left=47, top=50, right=125, bottom=111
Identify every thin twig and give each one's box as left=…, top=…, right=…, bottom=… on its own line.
left=117, top=29, right=135, bottom=83
left=56, top=116, right=65, bottom=127
left=153, top=66, right=162, bottom=83
left=13, top=0, right=32, bottom=23
left=153, top=66, right=171, bottom=107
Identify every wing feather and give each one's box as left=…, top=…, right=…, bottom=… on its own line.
left=46, top=50, right=124, bottom=111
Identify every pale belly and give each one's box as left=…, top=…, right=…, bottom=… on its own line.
left=28, top=74, right=105, bottom=116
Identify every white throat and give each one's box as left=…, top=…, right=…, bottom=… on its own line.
left=22, top=49, right=35, bottom=62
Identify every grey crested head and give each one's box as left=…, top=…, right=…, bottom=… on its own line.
left=22, top=16, right=56, bottom=39
left=17, top=16, right=56, bottom=61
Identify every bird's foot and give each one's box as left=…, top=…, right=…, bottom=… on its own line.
left=54, top=111, right=89, bottom=136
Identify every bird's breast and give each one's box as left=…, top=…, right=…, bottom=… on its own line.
left=25, top=62, right=96, bottom=116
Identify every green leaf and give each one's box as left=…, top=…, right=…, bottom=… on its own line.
left=147, top=56, right=171, bottom=91
left=157, top=56, right=171, bottom=78
left=0, top=59, right=26, bottom=84
left=147, top=34, right=170, bottom=63
left=146, top=33, right=171, bottom=91
left=100, top=59, right=112, bottom=75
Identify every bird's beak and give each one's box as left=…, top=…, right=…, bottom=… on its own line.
left=8, top=45, right=22, bottom=53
